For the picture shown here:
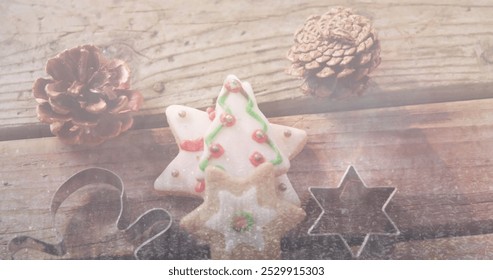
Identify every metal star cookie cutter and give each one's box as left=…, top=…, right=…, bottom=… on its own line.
left=8, top=168, right=173, bottom=259
left=307, top=165, right=400, bottom=258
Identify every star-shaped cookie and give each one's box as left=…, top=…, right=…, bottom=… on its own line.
left=180, top=162, right=306, bottom=259
left=154, top=103, right=307, bottom=206
left=308, top=166, right=399, bottom=257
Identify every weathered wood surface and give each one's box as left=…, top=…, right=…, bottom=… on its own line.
left=1, top=0, right=493, bottom=141
left=1, top=98, right=492, bottom=259
left=1, top=0, right=492, bottom=260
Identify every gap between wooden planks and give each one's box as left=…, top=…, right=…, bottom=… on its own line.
left=1, top=98, right=493, bottom=259
left=1, top=0, right=493, bottom=140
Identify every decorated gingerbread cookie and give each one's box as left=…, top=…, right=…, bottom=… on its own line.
left=154, top=102, right=307, bottom=206
left=180, top=162, right=306, bottom=259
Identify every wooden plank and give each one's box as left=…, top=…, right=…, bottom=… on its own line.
left=391, top=233, right=493, bottom=259
left=1, top=98, right=493, bottom=259
left=1, top=0, right=493, bottom=140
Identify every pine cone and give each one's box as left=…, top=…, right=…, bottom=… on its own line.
left=287, top=7, right=381, bottom=98
left=33, top=45, right=143, bottom=145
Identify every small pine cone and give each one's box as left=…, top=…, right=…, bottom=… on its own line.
left=33, top=45, right=143, bottom=145
left=287, top=7, right=381, bottom=98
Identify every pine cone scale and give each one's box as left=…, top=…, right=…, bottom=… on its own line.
left=340, top=55, right=354, bottom=66
left=84, top=98, right=107, bottom=114
left=337, top=68, right=355, bottom=78
left=326, top=57, right=343, bottom=66
left=332, top=49, right=345, bottom=57
left=46, top=57, right=76, bottom=82
left=126, top=90, right=144, bottom=112
left=305, top=60, right=320, bottom=70
left=87, top=70, right=110, bottom=92
left=48, top=94, right=78, bottom=115
left=344, top=47, right=356, bottom=56
left=93, top=115, right=123, bottom=139
left=316, top=67, right=335, bottom=78
left=37, top=102, right=71, bottom=123
left=108, top=95, right=129, bottom=114
left=52, top=122, right=81, bottom=144
left=315, top=55, right=332, bottom=64
left=44, top=80, right=70, bottom=99
left=32, top=78, right=51, bottom=102
left=78, top=47, right=100, bottom=84
left=71, top=109, right=99, bottom=127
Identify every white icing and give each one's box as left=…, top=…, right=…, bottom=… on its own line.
left=154, top=152, right=201, bottom=194
left=166, top=105, right=210, bottom=142
left=205, top=188, right=276, bottom=253
left=270, top=124, right=307, bottom=160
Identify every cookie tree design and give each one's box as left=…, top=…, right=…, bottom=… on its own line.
left=181, top=163, right=305, bottom=259
left=154, top=104, right=307, bottom=206
left=198, top=75, right=290, bottom=178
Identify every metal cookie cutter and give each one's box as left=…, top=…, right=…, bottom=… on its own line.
left=8, top=168, right=173, bottom=259
left=307, top=165, right=400, bottom=258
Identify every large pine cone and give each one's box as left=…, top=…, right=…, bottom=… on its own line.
left=33, top=45, right=143, bottom=145
left=287, top=7, right=381, bottom=98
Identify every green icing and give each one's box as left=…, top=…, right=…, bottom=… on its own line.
left=199, top=158, right=209, bottom=171
left=245, top=97, right=282, bottom=165
left=267, top=139, right=283, bottom=165
left=246, top=98, right=268, bottom=131
left=214, top=165, right=225, bottom=171
left=231, top=210, right=255, bottom=232
left=218, top=92, right=232, bottom=115
left=205, top=124, right=223, bottom=146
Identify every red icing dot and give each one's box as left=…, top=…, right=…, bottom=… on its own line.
left=209, top=143, right=224, bottom=158
left=225, top=79, right=243, bottom=93
left=195, top=180, right=205, bottom=193
left=249, top=151, right=265, bottom=167
left=220, top=113, right=236, bottom=127
left=206, top=107, right=216, bottom=121
left=232, top=216, right=248, bottom=232
left=180, top=138, right=204, bottom=152
left=231, top=211, right=254, bottom=232
left=252, top=129, right=268, bottom=143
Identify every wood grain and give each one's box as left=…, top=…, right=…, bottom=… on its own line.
left=1, top=98, right=492, bottom=259
left=1, top=0, right=493, bottom=141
